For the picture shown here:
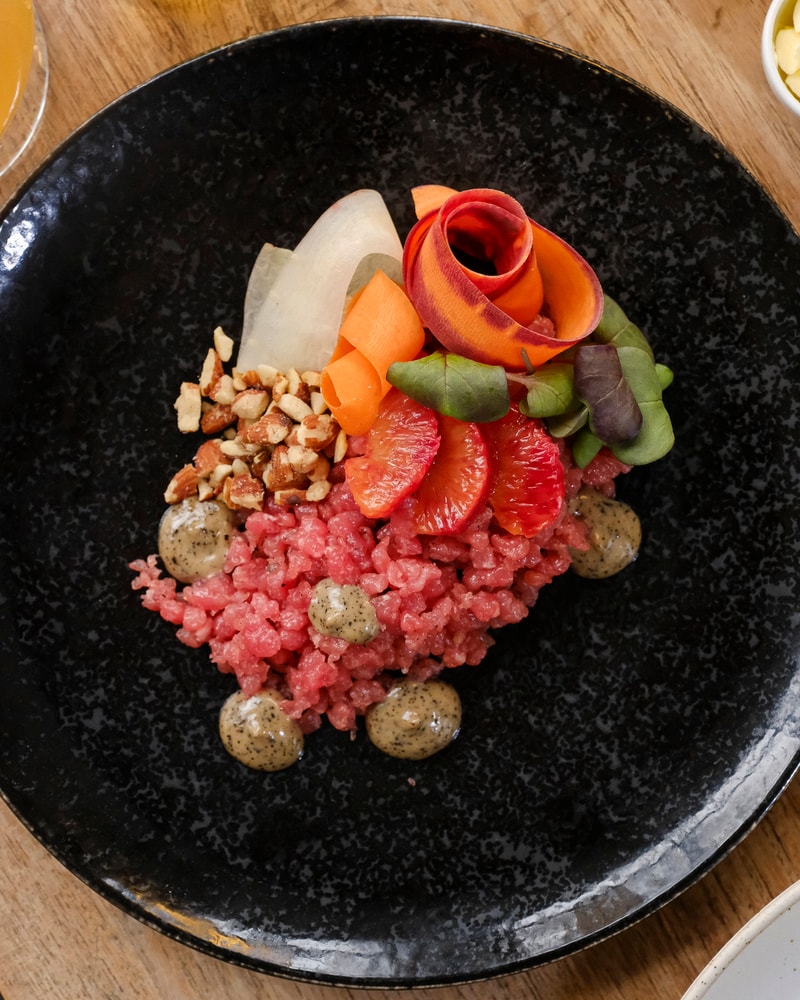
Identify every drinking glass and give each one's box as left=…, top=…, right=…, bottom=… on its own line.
left=0, top=0, right=48, bottom=178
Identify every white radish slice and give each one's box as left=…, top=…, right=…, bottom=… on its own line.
left=236, top=189, right=404, bottom=374
left=240, top=243, right=292, bottom=356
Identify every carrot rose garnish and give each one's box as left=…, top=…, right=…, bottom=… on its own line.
left=402, top=186, right=604, bottom=370
left=321, top=269, right=426, bottom=435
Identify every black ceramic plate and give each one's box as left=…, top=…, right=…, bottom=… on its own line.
left=1, top=16, right=799, bottom=988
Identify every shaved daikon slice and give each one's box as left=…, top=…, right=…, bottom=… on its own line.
left=241, top=243, right=292, bottom=352
left=237, top=189, right=404, bottom=373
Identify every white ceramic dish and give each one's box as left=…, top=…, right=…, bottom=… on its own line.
left=681, top=879, right=800, bottom=999
left=762, top=0, right=800, bottom=118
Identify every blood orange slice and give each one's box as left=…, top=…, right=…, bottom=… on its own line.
left=483, top=405, right=564, bottom=537
left=345, top=389, right=440, bottom=519
left=412, top=415, right=493, bottom=535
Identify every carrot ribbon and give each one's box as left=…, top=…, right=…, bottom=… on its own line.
left=402, top=186, right=603, bottom=370
left=321, top=269, right=426, bottom=435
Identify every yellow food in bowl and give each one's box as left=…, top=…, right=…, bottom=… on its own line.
left=775, top=0, right=800, bottom=98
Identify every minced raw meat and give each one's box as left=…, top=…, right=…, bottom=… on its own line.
left=130, top=449, right=628, bottom=734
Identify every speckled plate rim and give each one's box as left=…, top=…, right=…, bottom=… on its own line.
left=1, top=14, right=799, bottom=988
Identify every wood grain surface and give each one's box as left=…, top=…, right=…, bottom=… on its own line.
left=1, top=1, right=799, bottom=998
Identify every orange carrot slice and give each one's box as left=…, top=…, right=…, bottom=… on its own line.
left=411, top=184, right=458, bottom=219
left=321, top=269, right=425, bottom=435
left=403, top=187, right=603, bottom=370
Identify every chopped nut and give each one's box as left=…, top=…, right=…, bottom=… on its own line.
left=231, top=388, right=269, bottom=422
left=223, top=473, right=264, bottom=510
left=208, top=373, right=236, bottom=405
left=307, top=454, right=331, bottom=482
left=235, top=364, right=282, bottom=390
left=241, top=410, right=294, bottom=446
left=286, top=368, right=303, bottom=396
left=165, top=329, right=351, bottom=512
left=200, top=349, right=224, bottom=395
left=296, top=413, right=338, bottom=450
left=286, top=444, right=320, bottom=475
left=164, top=464, right=198, bottom=503
left=250, top=452, right=271, bottom=479
left=271, top=372, right=290, bottom=400
left=256, top=364, right=281, bottom=387
left=277, top=393, right=313, bottom=423
left=213, top=326, right=234, bottom=363
left=194, top=439, right=226, bottom=478
left=263, top=445, right=304, bottom=492
left=201, top=402, right=236, bottom=434
left=306, top=480, right=332, bottom=502
left=333, top=428, right=348, bottom=464
left=273, top=488, right=308, bottom=506
left=285, top=369, right=311, bottom=403
left=174, top=382, right=202, bottom=433
left=309, top=390, right=328, bottom=415
left=220, top=438, right=250, bottom=459
left=209, top=463, right=234, bottom=488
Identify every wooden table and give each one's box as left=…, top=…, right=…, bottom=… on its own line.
left=1, top=1, right=798, bottom=997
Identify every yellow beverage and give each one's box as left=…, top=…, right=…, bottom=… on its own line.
left=0, top=0, right=35, bottom=135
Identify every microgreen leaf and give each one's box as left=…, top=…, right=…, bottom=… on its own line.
left=617, top=345, right=663, bottom=401
left=387, top=351, right=510, bottom=423
left=611, top=403, right=674, bottom=465
left=545, top=404, right=588, bottom=438
left=610, top=346, right=675, bottom=464
left=517, top=363, right=577, bottom=418
left=572, top=427, right=604, bottom=468
left=593, top=294, right=654, bottom=359
left=656, top=363, right=674, bottom=391
left=574, top=343, right=643, bottom=444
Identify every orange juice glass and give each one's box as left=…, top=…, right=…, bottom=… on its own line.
left=0, top=0, right=48, bottom=178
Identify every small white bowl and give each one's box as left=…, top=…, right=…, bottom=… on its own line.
left=762, top=0, right=800, bottom=117
left=681, top=879, right=800, bottom=1000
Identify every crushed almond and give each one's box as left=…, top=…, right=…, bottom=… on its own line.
left=164, top=464, right=198, bottom=503
left=213, top=326, right=234, bottom=363
left=306, top=480, right=332, bottom=502
left=231, top=388, right=269, bottom=421
left=297, top=413, right=337, bottom=450
left=164, top=329, right=346, bottom=512
left=199, top=349, right=224, bottom=395
left=276, top=393, right=313, bottom=423
left=208, top=373, right=236, bottom=406
left=175, top=382, right=202, bottom=433
left=333, top=428, right=348, bottom=464
left=194, top=439, right=226, bottom=478
left=200, top=402, right=236, bottom=435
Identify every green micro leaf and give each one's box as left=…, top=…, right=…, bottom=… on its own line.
left=387, top=351, right=510, bottom=423
left=610, top=346, right=675, bottom=464
left=545, top=404, right=589, bottom=439
left=518, top=363, right=578, bottom=418
left=593, top=294, right=654, bottom=358
left=572, top=427, right=604, bottom=468
left=656, top=363, right=674, bottom=390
